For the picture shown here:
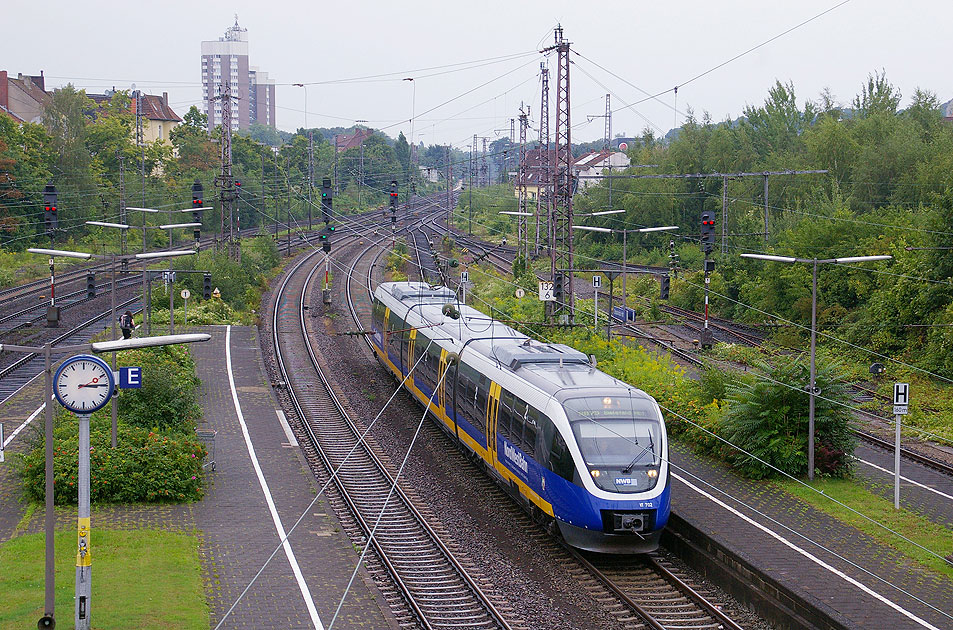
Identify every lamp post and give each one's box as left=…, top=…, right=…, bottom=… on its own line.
left=85, top=221, right=132, bottom=449
left=26, top=248, right=91, bottom=628
left=574, top=221, right=679, bottom=320
left=158, top=224, right=202, bottom=334
left=292, top=83, right=307, bottom=130
left=403, top=77, right=416, bottom=203
left=741, top=252, right=892, bottom=480
left=0, top=333, right=211, bottom=630
left=127, top=206, right=160, bottom=332
left=135, top=248, right=198, bottom=335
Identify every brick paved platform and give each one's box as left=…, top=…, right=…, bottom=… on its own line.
left=192, top=325, right=396, bottom=629
left=670, top=441, right=953, bottom=630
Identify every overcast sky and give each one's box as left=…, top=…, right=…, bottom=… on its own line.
left=3, top=1, right=949, bottom=147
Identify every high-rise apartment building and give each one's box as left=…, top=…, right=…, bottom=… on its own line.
left=201, top=17, right=275, bottom=133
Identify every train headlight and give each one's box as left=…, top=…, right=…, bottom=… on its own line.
left=647, top=469, right=658, bottom=478
left=590, top=469, right=601, bottom=478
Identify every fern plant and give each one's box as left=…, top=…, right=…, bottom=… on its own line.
left=722, top=354, right=855, bottom=479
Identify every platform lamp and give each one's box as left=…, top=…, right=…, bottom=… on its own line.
left=135, top=248, right=197, bottom=335
left=158, top=223, right=202, bottom=334
left=574, top=221, right=679, bottom=320
left=85, top=220, right=132, bottom=449
left=740, top=252, right=891, bottom=480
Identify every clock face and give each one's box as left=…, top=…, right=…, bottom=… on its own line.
left=54, top=355, right=115, bottom=414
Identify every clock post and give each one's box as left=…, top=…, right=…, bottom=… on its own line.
left=52, top=353, right=114, bottom=630
left=76, top=412, right=92, bottom=630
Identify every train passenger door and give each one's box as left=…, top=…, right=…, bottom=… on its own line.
left=405, top=329, right=416, bottom=379
left=437, top=350, right=447, bottom=410
left=486, top=382, right=501, bottom=466
left=383, top=307, right=392, bottom=361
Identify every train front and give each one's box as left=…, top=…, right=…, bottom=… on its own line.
left=552, top=390, right=671, bottom=554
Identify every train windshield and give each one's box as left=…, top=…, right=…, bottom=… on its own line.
left=564, top=395, right=661, bottom=468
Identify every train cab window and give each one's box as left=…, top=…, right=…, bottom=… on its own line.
left=372, top=301, right=385, bottom=331
left=564, top=395, right=661, bottom=469
left=386, top=311, right=405, bottom=355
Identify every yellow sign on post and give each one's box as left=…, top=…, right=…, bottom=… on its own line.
left=212, top=287, right=222, bottom=299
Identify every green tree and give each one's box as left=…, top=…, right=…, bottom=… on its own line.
left=394, top=131, right=410, bottom=178
left=852, top=70, right=901, bottom=117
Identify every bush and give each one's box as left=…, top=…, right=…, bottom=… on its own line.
left=149, top=295, right=250, bottom=326
left=17, top=417, right=205, bottom=504
left=721, top=354, right=856, bottom=478
left=116, top=345, right=201, bottom=432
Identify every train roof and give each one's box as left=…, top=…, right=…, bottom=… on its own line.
left=376, top=282, right=650, bottom=401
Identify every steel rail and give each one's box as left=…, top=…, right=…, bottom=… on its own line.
left=273, top=211, right=511, bottom=629
left=568, top=544, right=744, bottom=630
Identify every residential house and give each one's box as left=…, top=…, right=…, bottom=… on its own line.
left=572, top=150, right=631, bottom=190
left=0, top=70, right=50, bottom=123
left=87, top=90, right=182, bottom=145
left=335, top=128, right=374, bottom=152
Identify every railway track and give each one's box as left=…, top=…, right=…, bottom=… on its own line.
left=338, top=213, right=751, bottom=629
left=572, top=550, right=745, bottom=630
left=0, top=295, right=142, bottom=405
left=272, top=209, right=514, bottom=629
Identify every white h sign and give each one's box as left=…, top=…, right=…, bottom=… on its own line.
left=892, top=383, right=909, bottom=415
left=592, top=275, right=602, bottom=289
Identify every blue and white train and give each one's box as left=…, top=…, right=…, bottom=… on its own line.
left=370, top=282, right=671, bottom=553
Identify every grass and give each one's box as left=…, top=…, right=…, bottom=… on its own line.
left=777, top=477, right=953, bottom=580
left=0, top=528, right=208, bottom=629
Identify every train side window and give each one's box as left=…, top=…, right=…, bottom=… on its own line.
left=499, top=391, right=515, bottom=439
left=550, top=430, right=576, bottom=483
left=476, top=375, right=488, bottom=416
left=511, top=398, right=527, bottom=447
left=524, top=407, right=539, bottom=454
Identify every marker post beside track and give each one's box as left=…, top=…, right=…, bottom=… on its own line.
left=323, top=254, right=332, bottom=305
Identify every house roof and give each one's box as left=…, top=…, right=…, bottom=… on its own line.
left=515, top=146, right=571, bottom=187
left=335, top=128, right=373, bottom=152
left=8, top=75, right=50, bottom=109
left=572, top=149, right=616, bottom=170
left=0, top=105, right=24, bottom=123
left=131, top=94, right=182, bottom=122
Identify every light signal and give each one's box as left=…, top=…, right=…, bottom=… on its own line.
left=43, top=182, right=58, bottom=234
left=700, top=211, right=716, bottom=253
